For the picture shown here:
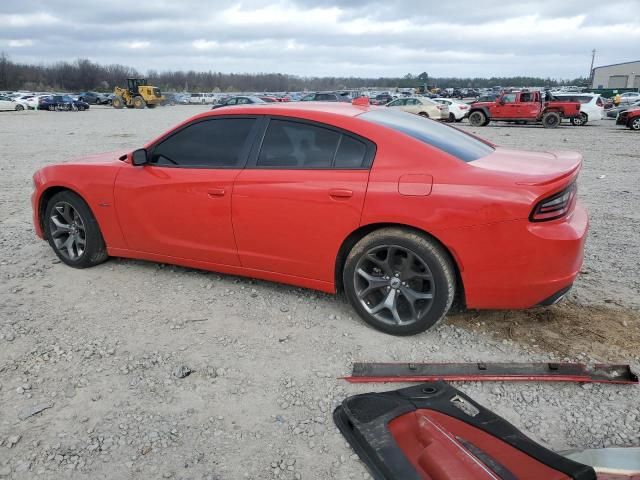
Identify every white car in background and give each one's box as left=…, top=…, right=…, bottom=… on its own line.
left=0, top=94, right=27, bottom=111
left=551, top=92, right=604, bottom=126
left=386, top=96, right=449, bottom=120
left=433, top=98, right=470, bottom=122
left=619, top=92, right=640, bottom=106
left=15, top=95, right=36, bottom=109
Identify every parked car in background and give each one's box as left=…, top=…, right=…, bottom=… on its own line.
left=606, top=100, right=640, bottom=118
left=38, top=95, right=90, bottom=111
left=189, top=93, right=214, bottom=104
left=258, top=96, right=278, bottom=103
left=433, top=98, right=470, bottom=122
left=0, top=94, right=27, bottom=111
left=211, top=96, right=267, bottom=109
left=472, top=93, right=498, bottom=103
left=370, top=93, right=394, bottom=105
left=160, top=93, right=179, bottom=106
left=551, top=93, right=604, bottom=126
left=76, top=92, right=109, bottom=105
left=13, top=95, right=33, bottom=110
left=300, top=92, right=352, bottom=102
left=616, top=106, right=640, bottom=130
left=386, top=96, right=449, bottom=120
left=31, top=102, right=588, bottom=335
left=619, top=92, right=640, bottom=106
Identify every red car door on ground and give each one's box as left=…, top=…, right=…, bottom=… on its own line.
left=114, top=117, right=259, bottom=266
left=232, top=118, right=374, bottom=284
left=491, top=93, right=519, bottom=118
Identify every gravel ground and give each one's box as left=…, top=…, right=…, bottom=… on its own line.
left=1, top=106, right=639, bottom=479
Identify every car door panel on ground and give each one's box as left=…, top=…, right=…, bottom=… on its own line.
left=114, top=117, right=259, bottom=266
left=232, top=118, right=373, bottom=282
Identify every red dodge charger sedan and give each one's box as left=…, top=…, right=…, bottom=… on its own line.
left=31, top=102, right=588, bottom=335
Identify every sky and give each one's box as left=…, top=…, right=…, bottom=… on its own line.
left=1, top=0, right=639, bottom=79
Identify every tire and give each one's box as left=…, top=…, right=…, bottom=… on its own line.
left=15, top=104, right=24, bottom=111
left=343, top=228, right=456, bottom=336
left=44, top=191, right=108, bottom=268
left=630, top=117, right=640, bottom=131
left=468, top=110, right=487, bottom=127
left=418, top=112, right=429, bottom=118
left=570, top=112, right=588, bottom=126
left=48, top=105, right=56, bottom=111
left=448, top=113, right=456, bottom=122
left=542, top=111, right=561, bottom=128
left=147, top=103, right=156, bottom=109
left=77, top=105, right=85, bottom=111
left=133, top=96, right=145, bottom=109
left=112, top=96, right=124, bottom=109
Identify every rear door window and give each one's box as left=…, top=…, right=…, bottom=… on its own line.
left=255, top=119, right=373, bottom=169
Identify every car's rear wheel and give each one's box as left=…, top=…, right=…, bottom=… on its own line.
left=570, top=112, right=588, bottom=126
left=45, top=191, right=108, bottom=268
left=629, top=117, right=640, bottom=131
left=343, top=228, right=455, bottom=336
left=15, top=104, right=24, bottom=111
left=468, top=111, right=486, bottom=126
left=448, top=113, right=456, bottom=122
left=418, top=112, right=429, bottom=118
left=542, top=111, right=561, bottom=128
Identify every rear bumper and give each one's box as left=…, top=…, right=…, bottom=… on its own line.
left=440, top=201, right=588, bottom=309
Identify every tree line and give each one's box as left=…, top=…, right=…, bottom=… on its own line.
left=0, top=53, right=588, bottom=93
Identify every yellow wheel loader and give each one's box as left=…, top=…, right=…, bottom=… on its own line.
left=112, top=78, right=163, bottom=109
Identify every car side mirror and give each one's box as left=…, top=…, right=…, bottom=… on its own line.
left=131, top=148, right=148, bottom=166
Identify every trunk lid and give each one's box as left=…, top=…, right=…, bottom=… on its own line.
left=470, top=147, right=582, bottom=186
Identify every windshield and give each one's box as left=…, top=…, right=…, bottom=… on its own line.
left=360, top=109, right=494, bottom=162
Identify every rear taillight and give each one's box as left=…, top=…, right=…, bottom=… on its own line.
left=437, top=105, right=444, bottom=110
left=530, top=182, right=577, bottom=222
left=596, top=97, right=603, bottom=107
left=459, top=105, right=469, bottom=110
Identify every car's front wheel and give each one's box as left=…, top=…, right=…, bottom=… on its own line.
left=629, top=117, right=640, bottom=131
left=45, top=191, right=108, bottom=268
left=343, top=228, right=456, bottom=336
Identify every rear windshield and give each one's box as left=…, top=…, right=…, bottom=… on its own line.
left=360, top=109, right=494, bottom=162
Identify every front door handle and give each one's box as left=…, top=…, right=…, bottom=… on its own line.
left=207, top=188, right=226, bottom=197
left=329, top=188, right=353, bottom=199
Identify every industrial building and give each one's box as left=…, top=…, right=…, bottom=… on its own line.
left=591, top=60, right=640, bottom=89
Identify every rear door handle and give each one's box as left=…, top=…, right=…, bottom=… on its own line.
left=329, top=188, right=353, bottom=199
left=207, top=188, right=226, bottom=197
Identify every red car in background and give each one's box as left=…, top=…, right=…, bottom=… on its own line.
left=31, top=102, right=588, bottom=335
left=616, top=106, right=640, bottom=130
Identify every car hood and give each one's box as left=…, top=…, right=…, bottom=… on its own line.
left=64, top=150, right=128, bottom=166
left=470, top=147, right=582, bottom=186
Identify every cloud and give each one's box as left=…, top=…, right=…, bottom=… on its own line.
left=8, top=39, right=34, bottom=48
left=0, top=0, right=638, bottom=78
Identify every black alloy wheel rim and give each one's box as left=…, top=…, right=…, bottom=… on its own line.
left=354, top=245, right=435, bottom=326
left=49, top=202, right=87, bottom=261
